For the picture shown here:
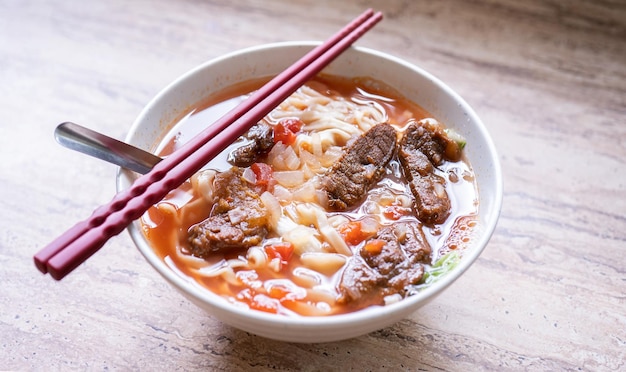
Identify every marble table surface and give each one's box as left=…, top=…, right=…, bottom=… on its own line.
left=1, top=0, right=624, bottom=370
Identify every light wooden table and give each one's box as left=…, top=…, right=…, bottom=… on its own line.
left=1, top=0, right=624, bottom=370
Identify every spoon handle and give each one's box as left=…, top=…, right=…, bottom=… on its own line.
left=54, top=122, right=162, bottom=174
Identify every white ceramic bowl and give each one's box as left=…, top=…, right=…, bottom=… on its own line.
left=117, top=41, right=502, bottom=343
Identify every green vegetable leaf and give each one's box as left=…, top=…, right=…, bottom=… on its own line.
left=421, top=250, right=462, bottom=286
left=445, top=128, right=467, bottom=150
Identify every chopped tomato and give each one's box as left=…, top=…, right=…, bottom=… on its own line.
left=383, top=206, right=412, bottom=220
left=281, top=118, right=303, bottom=133
left=267, top=284, right=291, bottom=300
left=249, top=294, right=280, bottom=314
left=339, top=221, right=366, bottom=245
left=264, top=242, right=294, bottom=265
left=363, top=239, right=386, bottom=255
left=250, top=162, right=274, bottom=191
left=279, top=298, right=299, bottom=312
left=268, top=282, right=305, bottom=301
left=274, top=118, right=303, bottom=145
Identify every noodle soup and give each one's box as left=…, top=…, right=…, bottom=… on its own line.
left=141, top=74, right=479, bottom=316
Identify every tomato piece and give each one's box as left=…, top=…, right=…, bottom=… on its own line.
left=274, top=118, right=303, bottom=145
left=339, top=221, right=366, bottom=245
left=250, top=162, right=274, bottom=191
left=267, top=284, right=291, bottom=300
left=279, top=298, right=299, bottom=311
left=363, top=239, right=386, bottom=255
left=249, top=294, right=280, bottom=314
left=264, top=242, right=294, bottom=265
left=383, top=206, right=412, bottom=220
left=282, top=118, right=303, bottom=132
left=274, top=123, right=296, bottom=145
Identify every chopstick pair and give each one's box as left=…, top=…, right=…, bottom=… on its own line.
left=34, top=9, right=384, bottom=280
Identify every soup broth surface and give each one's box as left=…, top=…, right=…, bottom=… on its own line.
left=141, top=74, right=479, bottom=316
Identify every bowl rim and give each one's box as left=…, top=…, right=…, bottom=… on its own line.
left=118, top=41, right=503, bottom=329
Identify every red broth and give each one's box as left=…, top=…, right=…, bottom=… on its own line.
left=141, top=75, right=479, bottom=316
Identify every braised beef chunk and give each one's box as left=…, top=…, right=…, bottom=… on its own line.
left=188, top=167, right=269, bottom=256
left=336, top=259, right=385, bottom=306
left=228, top=122, right=274, bottom=166
left=337, top=222, right=431, bottom=306
left=399, top=121, right=459, bottom=225
left=401, top=120, right=462, bottom=165
left=370, top=222, right=431, bottom=265
left=322, top=123, right=397, bottom=211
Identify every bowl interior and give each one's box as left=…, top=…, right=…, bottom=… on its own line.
left=117, top=41, right=502, bottom=343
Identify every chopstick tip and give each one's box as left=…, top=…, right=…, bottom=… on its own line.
left=33, top=257, right=49, bottom=274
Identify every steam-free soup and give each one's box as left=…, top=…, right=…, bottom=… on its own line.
left=141, top=75, right=479, bottom=316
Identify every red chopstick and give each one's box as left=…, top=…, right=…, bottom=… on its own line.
left=34, top=9, right=383, bottom=280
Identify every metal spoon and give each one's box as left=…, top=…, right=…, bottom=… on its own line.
left=54, top=122, right=162, bottom=174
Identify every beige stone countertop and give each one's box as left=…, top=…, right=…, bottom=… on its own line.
left=1, top=0, right=624, bottom=370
